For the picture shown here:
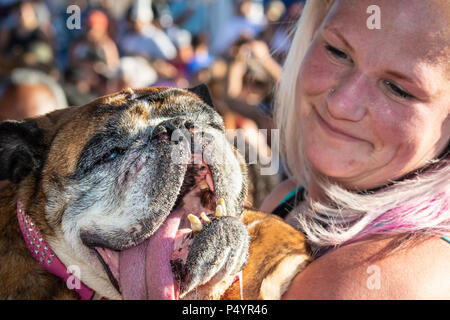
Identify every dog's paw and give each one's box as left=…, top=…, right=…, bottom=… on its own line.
left=178, top=215, right=249, bottom=299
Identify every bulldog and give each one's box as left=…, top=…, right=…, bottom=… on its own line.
left=0, top=85, right=310, bottom=300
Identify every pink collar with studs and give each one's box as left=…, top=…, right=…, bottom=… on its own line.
left=16, top=200, right=101, bottom=300
left=17, top=201, right=243, bottom=300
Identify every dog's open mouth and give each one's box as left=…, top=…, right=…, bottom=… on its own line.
left=93, top=154, right=223, bottom=300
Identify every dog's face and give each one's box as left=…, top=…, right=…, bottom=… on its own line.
left=0, top=86, right=249, bottom=299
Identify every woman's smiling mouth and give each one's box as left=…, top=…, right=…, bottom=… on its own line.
left=313, top=106, right=364, bottom=143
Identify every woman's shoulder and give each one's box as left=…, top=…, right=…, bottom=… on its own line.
left=259, top=179, right=297, bottom=213
left=283, top=234, right=450, bottom=299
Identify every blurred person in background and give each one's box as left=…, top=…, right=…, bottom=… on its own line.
left=211, top=0, right=266, bottom=56
left=261, top=0, right=286, bottom=47
left=63, top=57, right=113, bottom=106
left=266, top=1, right=305, bottom=63
left=166, top=0, right=206, bottom=37
left=222, top=36, right=284, bottom=189
left=0, top=0, right=55, bottom=74
left=0, top=67, right=67, bottom=121
left=120, top=0, right=177, bottom=61
left=0, top=67, right=68, bottom=188
left=62, top=66, right=97, bottom=106
left=165, top=27, right=193, bottom=88
left=187, top=33, right=214, bottom=83
left=226, top=36, right=281, bottom=133
left=197, top=58, right=282, bottom=208
left=68, top=9, right=120, bottom=77
left=65, top=9, right=120, bottom=104
left=116, top=55, right=158, bottom=90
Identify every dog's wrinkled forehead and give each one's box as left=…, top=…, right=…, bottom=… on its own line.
left=44, top=87, right=221, bottom=177
left=99, top=87, right=219, bottom=127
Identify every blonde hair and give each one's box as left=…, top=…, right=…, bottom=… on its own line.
left=275, top=0, right=334, bottom=188
left=275, top=0, right=450, bottom=256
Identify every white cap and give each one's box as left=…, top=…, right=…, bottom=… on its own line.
left=130, top=0, right=153, bottom=23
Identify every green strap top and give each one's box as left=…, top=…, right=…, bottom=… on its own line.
left=271, top=186, right=305, bottom=219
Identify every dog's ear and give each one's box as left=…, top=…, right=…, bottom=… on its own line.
left=0, top=119, right=46, bottom=183
left=188, top=84, right=215, bottom=108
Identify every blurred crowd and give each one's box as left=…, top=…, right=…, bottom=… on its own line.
left=0, top=0, right=305, bottom=206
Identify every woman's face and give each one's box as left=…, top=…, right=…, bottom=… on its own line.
left=297, top=0, right=450, bottom=190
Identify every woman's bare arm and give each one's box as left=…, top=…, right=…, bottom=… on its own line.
left=282, top=235, right=450, bottom=299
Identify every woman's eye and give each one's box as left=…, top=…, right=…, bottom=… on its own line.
left=325, top=44, right=351, bottom=61
left=384, top=80, right=414, bottom=99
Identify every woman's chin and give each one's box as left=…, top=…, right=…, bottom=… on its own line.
left=305, top=145, right=366, bottom=181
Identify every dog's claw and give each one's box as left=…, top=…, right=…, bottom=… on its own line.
left=179, top=216, right=249, bottom=298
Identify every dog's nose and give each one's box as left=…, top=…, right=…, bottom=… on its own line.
left=151, top=119, right=194, bottom=142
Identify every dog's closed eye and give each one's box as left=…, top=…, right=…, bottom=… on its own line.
left=98, top=148, right=126, bottom=165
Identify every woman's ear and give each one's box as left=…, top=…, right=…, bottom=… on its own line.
left=0, top=119, right=46, bottom=183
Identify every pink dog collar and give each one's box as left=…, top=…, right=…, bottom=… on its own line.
left=17, top=201, right=102, bottom=300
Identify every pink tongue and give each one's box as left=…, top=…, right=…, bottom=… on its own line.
left=119, top=208, right=185, bottom=300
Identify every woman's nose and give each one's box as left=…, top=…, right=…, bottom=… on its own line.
left=326, top=72, right=369, bottom=122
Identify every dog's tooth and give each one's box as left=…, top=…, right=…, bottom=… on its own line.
left=200, top=212, right=211, bottom=223
left=187, top=214, right=203, bottom=233
left=218, top=198, right=226, bottom=212
left=215, top=204, right=225, bottom=217
left=215, top=198, right=227, bottom=217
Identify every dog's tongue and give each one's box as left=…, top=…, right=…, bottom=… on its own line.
left=119, top=208, right=185, bottom=300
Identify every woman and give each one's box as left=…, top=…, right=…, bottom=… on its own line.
left=261, top=0, right=450, bottom=299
